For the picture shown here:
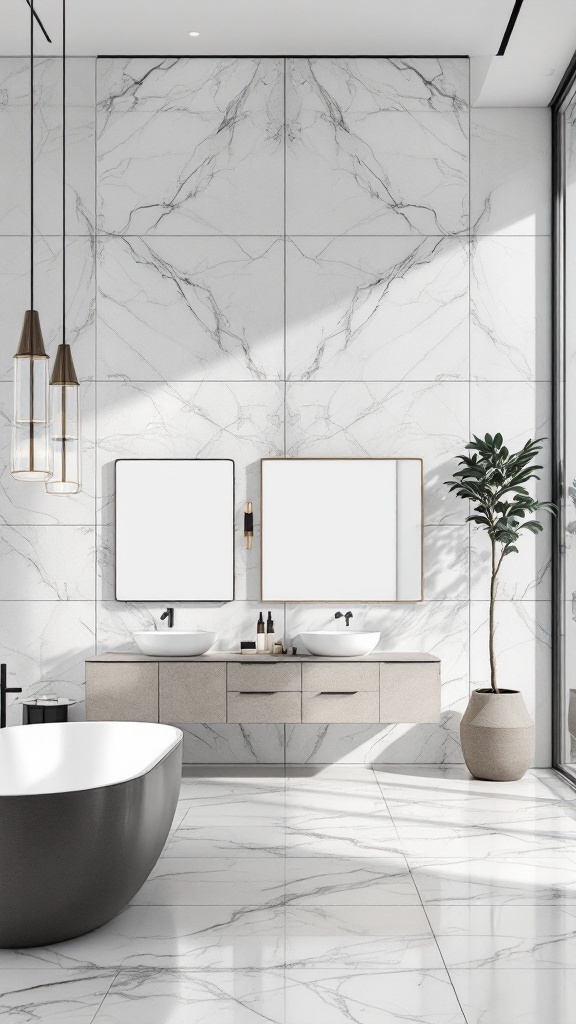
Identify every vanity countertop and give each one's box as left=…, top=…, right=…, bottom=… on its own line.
left=87, top=651, right=439, bottom=664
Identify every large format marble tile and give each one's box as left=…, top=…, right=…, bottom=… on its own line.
left=285, top=381, right=469, bottom=525
left=0, top=525, right=95, bottom=600
left=470, top=601, right=551, bottom=766
left=97, top=236, right=284, bottom=382
left=0, top=905, right=285, bottom=971
left=95, top=380, right=283, bottom=526
left=284, top=823, right=399, bottom=859
left=449, top=968, right=576, bottom=1024
left=0, top=381, right=96, bottom=526
left=182, top=725, right=286, bottom=765
left=97, top=58, right=283, bottom=235
left=286, top=58, right=468, bottom=235
left=411, top=850, right=576, bottom=905
left=0, top=235, right=95, bottom=382
left=285, top=905, right=443, bottom=970
left=284, top=856, right=420, bottom=906
left=285, top=235, right=468, bottom=380
left=166, top=826, right=287, bottom=859
left=0, top=969, right=115, bottom=1023
left=0, top=600, right=95, bottom=725
left=373, top=765, right=576, bottom=803
left=428, top=905, right=576, bottom=969
left=284, top=969, right=466, bottom=1024
left=470, top=235, right=551, bottom=382
left=93, top=969, right=286, bottom=1024
left=132, top=857, right=285, bottom=907
left=0, top=57, right=96, bottom=235
left=470, top=108, right=551, bottom=236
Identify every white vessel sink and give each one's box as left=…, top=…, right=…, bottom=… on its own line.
left=300, top=631, right=381, bottom=657
left=134, top=631, right=217, bottom=657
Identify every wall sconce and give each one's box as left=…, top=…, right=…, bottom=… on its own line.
left=244, top=502, right=253, bottom=549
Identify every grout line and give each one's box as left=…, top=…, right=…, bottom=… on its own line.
left=94, top=55, right=99, bottom=657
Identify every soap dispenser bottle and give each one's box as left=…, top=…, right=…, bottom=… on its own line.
left=266, top=611, right=275, bottom=653
left=256, top=612, right=267, bottom=653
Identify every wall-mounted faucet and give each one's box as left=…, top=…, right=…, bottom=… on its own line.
left=335, top=611, right=353, bottom=627
left=1, top=664, right=22, bottom=729
left=160, top=608, right=174, bottom=629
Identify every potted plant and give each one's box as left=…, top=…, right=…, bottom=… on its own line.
left=445, top=433, right=555, bottom=781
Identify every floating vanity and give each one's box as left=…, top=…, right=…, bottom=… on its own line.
left=85, top=652, right=440, bottom=725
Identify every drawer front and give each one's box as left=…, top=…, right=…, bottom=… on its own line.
left=159, top=663, right=226, bottom=723
left=380, top=662, right=441, bottom=723
left=227, top=690, right=301, bottom=723
left=302, top=662, right=378, bottom=692
left=227, top=662, right=301, bottom=692
left=85, top=663, right=158, bottom=722
left=302, top=689, right=379, bottom=724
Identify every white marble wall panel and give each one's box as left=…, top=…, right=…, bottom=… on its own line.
left=471, top=235, right=551, bottom=381
left=97, top=235, right=284, bottom=381
left=0, top=58, right=95, bottom=236
left=97, top=58, right=284, bottom=235
left=286, top=236, right=469, bottom=381
left=286, top=58, right=469, bottom=236
left=0, top=235, right=95, bottom=381
left=0, top=525, right=95, bottom=600
left=470, top=108, right=551, bottom=236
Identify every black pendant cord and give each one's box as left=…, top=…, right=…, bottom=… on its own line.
left=30, top=0, right=34, bottom=310
left=62, top=0, right=65, bottom=343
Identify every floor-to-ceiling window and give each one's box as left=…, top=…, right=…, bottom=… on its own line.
left=553, top=61, right=576, bottom=779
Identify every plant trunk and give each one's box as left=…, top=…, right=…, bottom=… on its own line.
left=489, top=536, right=499, bottom=694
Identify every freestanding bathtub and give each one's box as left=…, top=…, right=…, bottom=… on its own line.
left=0, top=721, right=182, bottom=948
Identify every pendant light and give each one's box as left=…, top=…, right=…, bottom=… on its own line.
left=46, top=0, right=81, bottom=495
left=11, top=0, right=52, bottom=482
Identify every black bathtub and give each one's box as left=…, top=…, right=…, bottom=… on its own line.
left=0, top=721, right=182, bottom=947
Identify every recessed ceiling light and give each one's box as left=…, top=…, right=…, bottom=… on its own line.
left=189, top=31, right=200, bottom=36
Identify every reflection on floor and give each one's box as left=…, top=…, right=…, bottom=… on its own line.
left=1, top=765, right=576, bottom=1023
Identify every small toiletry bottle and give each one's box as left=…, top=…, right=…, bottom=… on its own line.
left=266, top=611, right=275, bottom=653
left=256, top=612, right=267, bottom=653
left=273, top=640, right=283, bottom=656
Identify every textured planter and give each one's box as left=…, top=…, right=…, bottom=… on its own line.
left=460, top=689, right=534, bottom=782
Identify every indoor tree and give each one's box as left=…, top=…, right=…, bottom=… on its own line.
left=445, top=434, right=555, bottom=694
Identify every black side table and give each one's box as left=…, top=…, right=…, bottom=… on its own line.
left=22, top=696, right=78, bottom=725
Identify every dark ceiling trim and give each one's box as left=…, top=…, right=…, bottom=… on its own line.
left=550, top=48, right=576, bottom=109
left=497, top=0, right=525, bottom=57
left=96, top=53, right=470, bottom=59
left=24, top=0, right=52, bottom=44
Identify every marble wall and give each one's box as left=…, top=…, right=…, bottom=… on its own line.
left=0, top=57, right=552, bottom=764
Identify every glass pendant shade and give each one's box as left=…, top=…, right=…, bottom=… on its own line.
left=46, top=343, right=81, bottom=495
left=11, top=310, right=52, bottom=480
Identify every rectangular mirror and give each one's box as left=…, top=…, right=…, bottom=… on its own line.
left=115, top=459, right=234, bottom=601
left=261, top=458, right=422, bottom=602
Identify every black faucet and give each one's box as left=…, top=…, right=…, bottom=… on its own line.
left=1, top=664, right=22, bottom=729
left=160, top=608, right=174, bottom=629
left=335, top=611, right=353, bottom=627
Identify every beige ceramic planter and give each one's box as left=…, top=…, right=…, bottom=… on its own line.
left=460, top=689, right=534, bottom=782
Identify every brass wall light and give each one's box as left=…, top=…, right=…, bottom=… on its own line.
left=46, top=0, right=81, bottom=495
left=244, top=502, right=253, bottom=549
left=11, top=0, right=52, bottom=481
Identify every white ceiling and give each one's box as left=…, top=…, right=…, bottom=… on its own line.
left=3, top=0, right=576, bottom=106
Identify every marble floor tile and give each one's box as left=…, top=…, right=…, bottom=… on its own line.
left=0, top=906, right=285, bottom=971
left=284, top=787, right=392, bottom=831
left=284, top=824, right=400, bottom=858
left=132, top=858, right=285, bottom=907
left=179, top=797, right=287, bottom=829
left=166, top=826, right=287, bottom=858
left=284, top=969, right=466, bottom=1024
left=410, top=851, right=576, bottom=905
left=448, top=968, right=576, bottom=1024
left=284, top=857, right=420, bottom=906
left=375, top=766, right=572, bottom=803
left=0, top=969, right=115, bottom=1023
left=427, top=905, right=576, bottom=969
left=285, top=905, right=443, bottom=970
left=93, top=969, right=286, bottom=1024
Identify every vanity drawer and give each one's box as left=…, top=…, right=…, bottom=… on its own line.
left=302, top=662, right=378, bottom=692
left=159, top=663, right=226, bottom=723
left=227, top=662, right=301, bottom=692
left=227, top=690, right=301, bottom=723
left=302, top=688, right=379, bottom=724
left=85, top=662, right=159, bottom=722
left=379, top=662, right=441, bottom=723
